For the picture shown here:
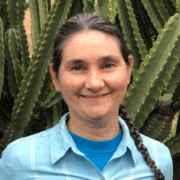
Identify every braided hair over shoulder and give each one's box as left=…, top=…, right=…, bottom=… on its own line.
left=119, top=105, right=164, bottom=180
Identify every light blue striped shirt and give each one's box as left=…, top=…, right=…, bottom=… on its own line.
left=0, top=112, right=173, bottom=180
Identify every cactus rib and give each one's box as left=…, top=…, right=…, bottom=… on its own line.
left=153, top=0, right=170, bottom=23
left=134, top=34, right=180, bottom=129
left=38, top=0, right=48, bottom=31
left=158, top=120, right=172, bottom=142
left=8, top=29, right=23, bottom=88
left=9, top=1, right=59, bottom=122
left=29, top=0, right=41, bottom=50
left=116, top=0, right=148, bottom=76
left=141, top=0, right=164, bottom=33
left=0, top=122, right=16, bottom=152
left=44, top=93, right=62, bottom=109
left=4, top=32, right=18, bottom=99
left=94, top=0, right=116, bottom=24
left=164, top=59, right=180, bottom=94
left=17, top=0, right=30, bottom=73
left=36, top=71, right=52, bottom=105
left=6, top=0, right=18, bottom=29
left=143, top=118, right=167, bottom=140
left=18, top=23, right=31, bottom=74
left=123, top=14, right=180, bottom=128
left=68, top=0, right=83, bottom=19
left=3, top=0, right=73, bottom=145
left=43, top=81, right=59, bottom=106
left=165, top=132, right=180, bottom=157
left=83, top=0, right=94, bottom=13
left=169, top=0, right=176, bottom=7
left=172, top=78, right=180, bottom=110
left=17, top=0, right=26, bottom=24
left=176, top=0, right=180, bottom=13
left=162, top=0, right=176, bottom=16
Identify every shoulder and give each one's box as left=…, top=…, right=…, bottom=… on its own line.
left=139, top=133, right=173, bottom=178
left=2, top=125, right=56, bottom=156
left=140, top=133, right=170, bottom=155
left=0, top=124, right=61, bottom=179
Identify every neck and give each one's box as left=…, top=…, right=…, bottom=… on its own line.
left=66, top=113, right=121, bottom=141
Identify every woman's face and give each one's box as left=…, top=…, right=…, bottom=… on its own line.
left=50, top=30, right=133, bottom=123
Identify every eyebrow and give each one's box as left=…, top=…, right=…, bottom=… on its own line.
left=65, top=55, right=121, bottom=66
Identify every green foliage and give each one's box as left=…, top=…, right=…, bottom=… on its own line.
left=123, top=13, right=180, bottom=128
left=7, top=0, right=18, bottom=29
left=0, top=0, right=180, bottom=165
left=141, top=0, right=165, bottom=33
left=94, top=0, right=117, bottom=24
left=116, top=0, right=148, bottom=76
left=8, top=28, right=23, bottom=88
left=166, top=132, right=180, bottom=157
left=29, top=0, right=41, bottom=49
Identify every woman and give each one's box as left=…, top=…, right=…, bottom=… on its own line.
left=0, top=13, right=172, bottom=180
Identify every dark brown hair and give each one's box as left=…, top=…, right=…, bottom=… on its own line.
left=51, top=13, right=164, bottom=180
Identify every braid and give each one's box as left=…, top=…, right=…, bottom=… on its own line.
left=119, top=105, right=164, bottom=180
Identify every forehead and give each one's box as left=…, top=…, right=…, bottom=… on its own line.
left=61, top=30, right=123, bottom=62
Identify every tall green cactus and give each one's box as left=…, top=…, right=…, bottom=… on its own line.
left=0, top=0, right=180, bottom=177
left=29, top=0, right=41, bottom=49
left=0, top=0, right=73, bottom=149
left=123, top=13, right=180, bottom=126
left=18, top=0, right=31, bottom=73
left=8, top=29, right=23, bottom=89
left=7, top=0, right=18, bottom=29
left=94, top=0, right=117, bottom=24
left=116, top=0, right=148, bottom=76
left=4, top=31, right=18, bottom=99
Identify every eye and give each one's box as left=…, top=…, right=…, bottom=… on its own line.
left=104, top=63, right=115, bottom=68
left=71, top=66, right=82, bottom=71
left=71, top=63, right=115, bottom=71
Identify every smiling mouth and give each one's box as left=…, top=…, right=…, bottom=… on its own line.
left=81, top=94, right=107, bottom=99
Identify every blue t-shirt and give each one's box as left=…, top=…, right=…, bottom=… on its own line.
left=69, top=130, right=122, bottom=172
left=0, top=112, right=173, bottom=179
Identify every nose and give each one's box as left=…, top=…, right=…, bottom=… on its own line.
left=85, top=70, right=105, bottom=91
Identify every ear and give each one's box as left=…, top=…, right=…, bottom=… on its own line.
left=49, top=63, right=61, bottom=92
left=127, top=55, right=134, bottom=85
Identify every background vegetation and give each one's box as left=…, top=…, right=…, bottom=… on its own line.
left=0, top=0, right=180, bottom=179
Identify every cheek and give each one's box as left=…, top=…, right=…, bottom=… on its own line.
left=107, top=71, right=129, bottom=89
left=60, top=73, right=83, bottom=92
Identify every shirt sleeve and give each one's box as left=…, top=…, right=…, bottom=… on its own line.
left=0, top=145, right=16, bottom=180
left=162, top=147, right=173, bottom=180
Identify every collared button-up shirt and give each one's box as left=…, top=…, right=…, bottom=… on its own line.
left=0, top=112, right=173, bottom=180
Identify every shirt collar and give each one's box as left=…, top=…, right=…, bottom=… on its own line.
left=116, top=116, right=138, bottom=165
left=50, top=112, right=138, bottom=165
left=50, top=112, right=84, bottom=165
